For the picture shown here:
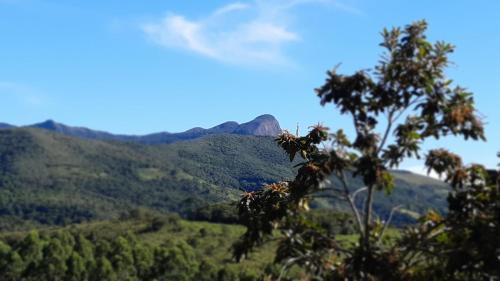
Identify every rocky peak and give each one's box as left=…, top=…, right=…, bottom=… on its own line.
left=234, top=114, right=282, bottom=136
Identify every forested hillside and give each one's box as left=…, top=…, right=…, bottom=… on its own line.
left=0, top=127, right=449, bottom=230
left=0, top=208, right=370, bottom=281
left=0, top=214, right=269, bottom=281
left=0, top=128, right=294, bottom=229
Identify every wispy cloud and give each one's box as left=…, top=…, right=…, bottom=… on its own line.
left=0, top=81, right=46, bottom=106
left=213, top=2, right=251, bottom=16
left=141, top=0, right=359, bottom=67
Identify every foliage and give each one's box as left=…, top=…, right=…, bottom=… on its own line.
left=0, top=211, right=371, bottom=280
left=187, top=202, right=241, bottom=224
left=401, top=154, right=499, bottom=280
left=0, top=215, right=275, bottom=281
left=0, top=230, right=199, bottom=281
left=233, top=20, right=495, bottom=280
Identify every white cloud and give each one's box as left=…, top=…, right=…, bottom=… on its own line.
left=143, top=15, right=216, bottom=58
left=141, top=0, right=358, bottom=66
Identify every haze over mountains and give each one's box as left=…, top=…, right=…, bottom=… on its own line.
left=0, top=114, right=282, bottom=144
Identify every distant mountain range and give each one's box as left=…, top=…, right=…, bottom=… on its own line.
left=0, top=114, right=282, bottom=144
left=0, top=123, right=14, bottom=129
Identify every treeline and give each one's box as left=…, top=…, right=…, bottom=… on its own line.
left=188, top=203, right=357, bottom=235
left=0, top=229, right=260, bottom=281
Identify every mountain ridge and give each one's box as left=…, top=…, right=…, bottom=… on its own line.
left=0, top=123, right=14, bottom=129
left=2, top=114, right=282, bottom=144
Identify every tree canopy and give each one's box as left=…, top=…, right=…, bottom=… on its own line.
left=234, top=20, right=498, bottom=281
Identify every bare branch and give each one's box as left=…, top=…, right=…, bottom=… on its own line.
left=350, top=186, right=367, bottom=201
left=377, top=204, right=402, bottom=244
left=394, top=96, right=425, bottom=123
left=339, top=171, right=364, bottom=235
left=377, top=109, right=395, bottom=154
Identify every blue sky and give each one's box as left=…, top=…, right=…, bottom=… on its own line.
left=1, top=0, right=499, bottom=171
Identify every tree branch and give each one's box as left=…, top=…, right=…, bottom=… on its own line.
left=339, top=171, right=364, bottom=236
left=377, top=109, right=395, bottom=154
left=278, top=256, right=307, bottom=281
left=377, top=96, right=425, bottom=155
left=350, top=186, right=367, bottom=201
left=377, top=204, right=402, bottom=245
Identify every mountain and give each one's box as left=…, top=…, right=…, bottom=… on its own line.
left=234, top=114, right=282, bottom=136
left=0, top=126, right=450, bottom=230
left=0, top=123, right=14, bottom=129
left=23, top=114, right=282, bottom=144
left=30, top=119, right=134, bottom=142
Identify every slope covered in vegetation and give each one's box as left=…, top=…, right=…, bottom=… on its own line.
left=0, top=127, right=448, bottom=230
left=0, top=214, right=267, bottom=281
left=0, top=209, right=369, bottom=281
left=0, top=128, right=293, bottom=229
